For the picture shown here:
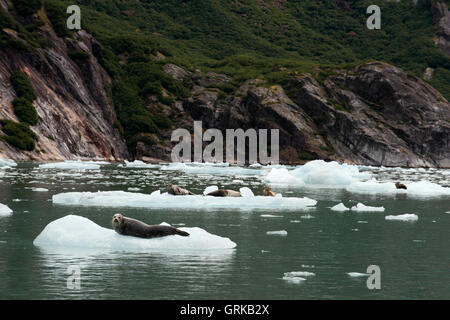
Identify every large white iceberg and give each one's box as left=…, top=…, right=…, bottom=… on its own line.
left=263, top=160, right=371, bottom=188
left=0, top=203, right=12, bottom=217
left=52, top=188, right=317, bottom=210
left=33, top=215, right=236, bottom=251
left=39, top=160, right=101, bottom=170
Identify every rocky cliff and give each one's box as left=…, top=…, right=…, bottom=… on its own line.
left=0, top=1, right=128, bottom=161
left=141, top=61, right=449, bottom=168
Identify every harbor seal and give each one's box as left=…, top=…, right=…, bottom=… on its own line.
left=206, top=189, right=242, bottom=197
left=112, top=214, right=189, bottom=238
left=395, top=182, right=407, bottom=190
left=168, top=184, right=195, bottom=195
left=263, top=186, right=277, bottom=197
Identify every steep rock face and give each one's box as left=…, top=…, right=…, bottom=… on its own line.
left=152, top=61, right=450, bottom=167
left=432, top=1, right=450, bottom=56
left=0, top=7, right=128, bottom=160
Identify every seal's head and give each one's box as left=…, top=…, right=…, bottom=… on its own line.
left=112, top=213, right=124, bottom=232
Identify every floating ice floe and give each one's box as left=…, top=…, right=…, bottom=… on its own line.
left=32, top=187, right=48, bottom=192
left=123, top=160, right=159, bottom=168
left=33, top=215, right=236, bottom=251
left=282, top=271, right=315, bottom=284
left=351, top=203, right=385, bottom=212
left=52, top=187, right=317, bottom=210
left=0, top=203, right=12, bottom=217
left=385, top=214, right=418, bottom=221
left=346, top=179, right=450, bottom=197
left=39, top=160, right=101, bottom=170
left=263, top=160, right=371, bottom=188
left=331, top=203, right=350, bottom=212
left=0, top=157, right=17, bottom=169
left=347, top=272, right=369, bottom=277
left=266, top=230, right=288, bottom=236
left=161, top=162, right=261, bottom=176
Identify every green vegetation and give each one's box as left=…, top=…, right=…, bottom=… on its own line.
left=10, top=72, right=38, bottom=126
left=2, top=0, right=450, bottom=153
left=68, top=50, right=91, bottom=62
left=0, top=120, right=38, bottom=151
left=12, top=0, right=43, bottom=16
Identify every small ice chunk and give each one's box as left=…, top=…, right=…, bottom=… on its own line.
left=290, top=220, right=301, bottom=223
left=284, top=271, right=315, bottom=277
left=331, top=203, right=350, bottom=212
left=282, top=275, right=306, bottom=283
left=0, top=203, right=13, bottom=217
left=351, top=203, right=385, bottom=212
left=32, top=187, right=48, bottom=192
left=385, top=214, right=418, bottom=221
left=124, top=160, right=159, bottom=168
left=260, top=214, right=283, bottom=218
left=347, top=272, right=369, bottom=277
left=266, top=230, right=287, bottom=236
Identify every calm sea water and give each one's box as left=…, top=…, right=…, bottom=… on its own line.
left=0, top=162, right=449, bottom=299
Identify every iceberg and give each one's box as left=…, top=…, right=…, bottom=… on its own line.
left=263, top=160, right=371, bottom=188
left=385, top=214, right=418, bottom=221
left=33, top=215, right=236, bottom=251
left=52, top=189, right=317, bottom=210
left=331, top=203, right=350, bottom=212
left=161, top=162, right=261, bottom=175
left=32, top=187, right=48, bottom=192
left=0, top=157, right=17, bottom=169
left=39, top=160, right=101, bottom=170
left=0, top=203, right=12, bottom=217
left=283, top=271, right=315, bottom=277
left=346, top=179, right=450, bottom=197
left=347, top=272, right=369, bottom=277
left=123, top=160, right=159, bottom=168
left=351, top=203, right=385, bottom=212
left=266, top=230, right=288, bottom=236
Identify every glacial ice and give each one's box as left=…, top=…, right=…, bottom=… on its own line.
left=32, top=187, right=48, bottom=192
left=282, top=275, right=306, bottom=283
left=346, top=179, right=450, bottom=197
left=347, top=272, right=369, bottom=277
left=331, top=203, right=350, bottom=212
left=266, top=230, right=288, bottom=236
left=0, top=203, right=12, bottom=217
left=123, top=160, right=159, bottom=168
left=52, top=188, right=317, bottom=210
left=263, top=160, right=371, bottom=188
left=0, top=157, right=17, bottom=169
left=385, top=214, right=418, bottom=221
left=33, top=215, right=236, bottom=251
left=284, top=271, right=315, bottom=277
left=351, top=203, right=385, bottom=212
left=38, top=160, right=101, bottom=170
left=161, top=162, right=261, bottom=175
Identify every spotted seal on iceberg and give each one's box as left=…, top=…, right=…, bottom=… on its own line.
left=206, top=189, right=242, bottom=197
left=168, top=184, right=195, bottom=195
left=112, top=214, right=189, bottom=238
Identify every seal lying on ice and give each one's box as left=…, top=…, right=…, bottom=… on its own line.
left=112, top=214, right=189, bottom=238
